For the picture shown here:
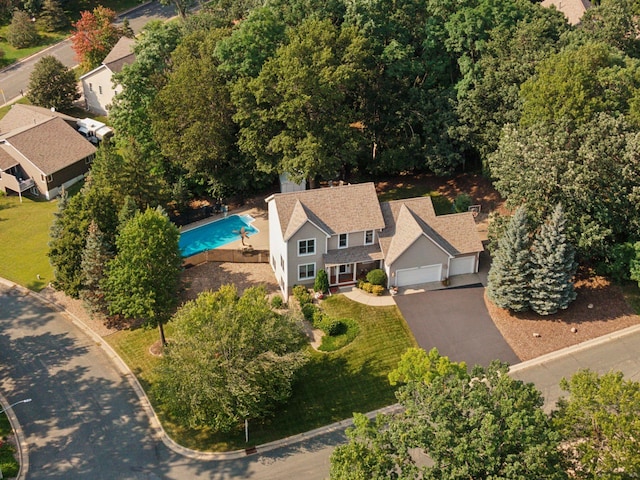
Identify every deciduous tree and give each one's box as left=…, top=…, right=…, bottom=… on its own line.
left=486, top=206, right=532, bottom=312
left=553, top=370, right=640, bottom=479
left=153, top=285, right=308, bottom=432
left=103, top=207, right=182, bottom=343
left=332, top=359, right=567, bottom=479
left=529, top=204, right=577, bottom=315
left=27, top=55, right=79, bottom=110
left=71, top=6, right=121, bottom=70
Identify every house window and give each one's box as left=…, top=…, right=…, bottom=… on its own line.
left=85, top=154, right=95, bottom=164
left=298, top=263, right=315, bottom=280
left=98, top=86, right=103, bottom=95
left=41, top=174, right=53, bottom=183
left=89, top=83, right=93, bottom=91
left=339, top=233, right=348, bottom=248
left=280, top=255, right=284, bottom=270
left=364, top=230, right=374, bottom=245
left=298, top=239, right=315, bottom=256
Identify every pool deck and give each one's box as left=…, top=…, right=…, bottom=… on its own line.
left=180, top=206, right=270, bottom=252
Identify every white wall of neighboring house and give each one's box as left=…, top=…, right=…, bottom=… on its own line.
left=268, top=200, right=289, bottom=299
left=80, top=66, right=121, bottom=115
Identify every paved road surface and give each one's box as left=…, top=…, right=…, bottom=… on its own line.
left=3, top=281, right=640, bottom=478
left=0, top=1, right=176, bottom=105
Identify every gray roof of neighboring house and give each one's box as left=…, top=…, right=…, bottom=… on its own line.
left=0, top=146, right=18, bottom=170
left=268, top=183, right=386, bottom=241
left=102, top=36, right=136, bottom=73
left=1, top=117, right=96, bottom=175
left=0, top=104, right=78, bottom=134
left=541, top=0, right=591, bottom=25
left=379, top=197, right=483, bottom=265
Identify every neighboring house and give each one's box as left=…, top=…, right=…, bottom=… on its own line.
left=266, top=182, right=484, bottom=299
left=541, top=0, right=591, bottom=25
left=0, top=105, right=97, bottom=200
left=80, top=36, right=136, bottom=115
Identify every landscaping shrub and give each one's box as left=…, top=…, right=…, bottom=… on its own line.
left=271, top=295, right=284, bottom=308
left=314, top=269, right=329, bottom=294
left=301, top=303, right=318, bottom=322
left=453, top=193, right=473, bottom=213
left=312, top=310, right=327, bottom=329
left=324, top=319, right=347, bottom=336
left=366, top=269, right=387, bottom=286
left=596, top=242, right=635, bottom=282
left=371, top=285, right=385, bottom=296
left=292, top=285, right=312, bottom=305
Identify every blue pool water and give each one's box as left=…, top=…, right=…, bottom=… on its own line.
left=179, top=214, right=258, bottom=257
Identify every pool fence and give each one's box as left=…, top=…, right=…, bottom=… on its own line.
left=183, top=247, right=269, bottom=268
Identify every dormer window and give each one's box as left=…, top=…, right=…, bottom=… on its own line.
left=364, top=230, right=374, bottom=245
left=298, top=238, right=315, bottom=256
left=339, top=233, right=348, bottom=248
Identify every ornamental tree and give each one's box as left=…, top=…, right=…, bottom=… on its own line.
left=529, top=203, right=577, bottom=315
left=486, top=206, right=532, bottom=312
left=153, top=285, right=308, bottom=432
left=27, top=56, right=79, bottom=110
left=71, top=7, right=121, bottom=70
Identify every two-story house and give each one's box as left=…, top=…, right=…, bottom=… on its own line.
left=266, top=182, right=484, bottom=299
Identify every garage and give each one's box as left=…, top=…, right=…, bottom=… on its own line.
left=396, top=264, right=442, bottom=287
left=449, top=255, right=477, bottom=276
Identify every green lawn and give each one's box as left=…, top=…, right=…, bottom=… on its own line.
left=377, top=184, right=451, bottom=215
left=0, top=194, right=58, bottom=290
left=105, top=295, right=417, bottom=451
left=0, top=412, right=18, bottom=478
left=0, top=28, right=68, bottom=69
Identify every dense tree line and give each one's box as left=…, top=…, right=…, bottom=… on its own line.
left=101, top=0, right=640, bottom=264
left=331, top=348, right=640, bottom=479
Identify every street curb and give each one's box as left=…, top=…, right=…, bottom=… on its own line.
left=508, top=323, right=640, bottom=373
left=5, top=276, right=640, bottom=463
left=0, top=389, right=29, bottom=480
left=0, top=277, right=402, bottom=461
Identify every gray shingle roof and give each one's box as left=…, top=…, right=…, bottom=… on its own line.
left=324, top=244, right=384, bottom=266
left=0, top=104, right=77, bottom=134
left=269, top=183, right=385, bottom=241
left=2, top=117, right=96, bottom=175
left=103, top=36, right=136, bottom=73
left=379, top=197, right=483, bottom=264
left=0, top=145, right=19, bottom=170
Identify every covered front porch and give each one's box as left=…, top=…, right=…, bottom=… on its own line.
left=324, top=244, right=384, bottom=287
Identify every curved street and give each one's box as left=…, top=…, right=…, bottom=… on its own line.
left=0, top=282, right=341, bottom=479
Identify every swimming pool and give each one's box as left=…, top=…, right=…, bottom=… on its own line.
left=179, top=214, right=258, bottom=257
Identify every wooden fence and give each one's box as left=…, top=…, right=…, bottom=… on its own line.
left=183, top=247, right=269, bottom=268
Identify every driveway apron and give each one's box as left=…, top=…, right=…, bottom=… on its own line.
left=394, top=286, right=520, bottom=368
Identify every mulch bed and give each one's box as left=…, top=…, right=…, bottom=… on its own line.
left=486, top=276, right=640, bottom=361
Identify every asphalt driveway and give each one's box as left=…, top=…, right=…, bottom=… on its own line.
left=394, top=286, right=520, bottom=368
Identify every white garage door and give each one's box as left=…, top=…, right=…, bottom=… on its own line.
left=449, top=256, right=476, bottom=276
left=396, top=264, right=442, bottom=287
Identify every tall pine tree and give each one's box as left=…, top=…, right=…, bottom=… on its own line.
left=529, top=204, right=577, bottom=315
left=486, top=206, right=532, bottom=312
left=80, top=221, right=111, bottom=315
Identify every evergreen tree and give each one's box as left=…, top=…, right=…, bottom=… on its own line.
left=117, top=195, right=139, bottom=230
left=529, top=204, right=577, bottom=315
left=486, top=206, right=532, bottom=312
left=40, top=0, right=69, bottom=32
left=7, top=9, right=39, bottom=48
left=79, top=221, right=111, bottom=315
